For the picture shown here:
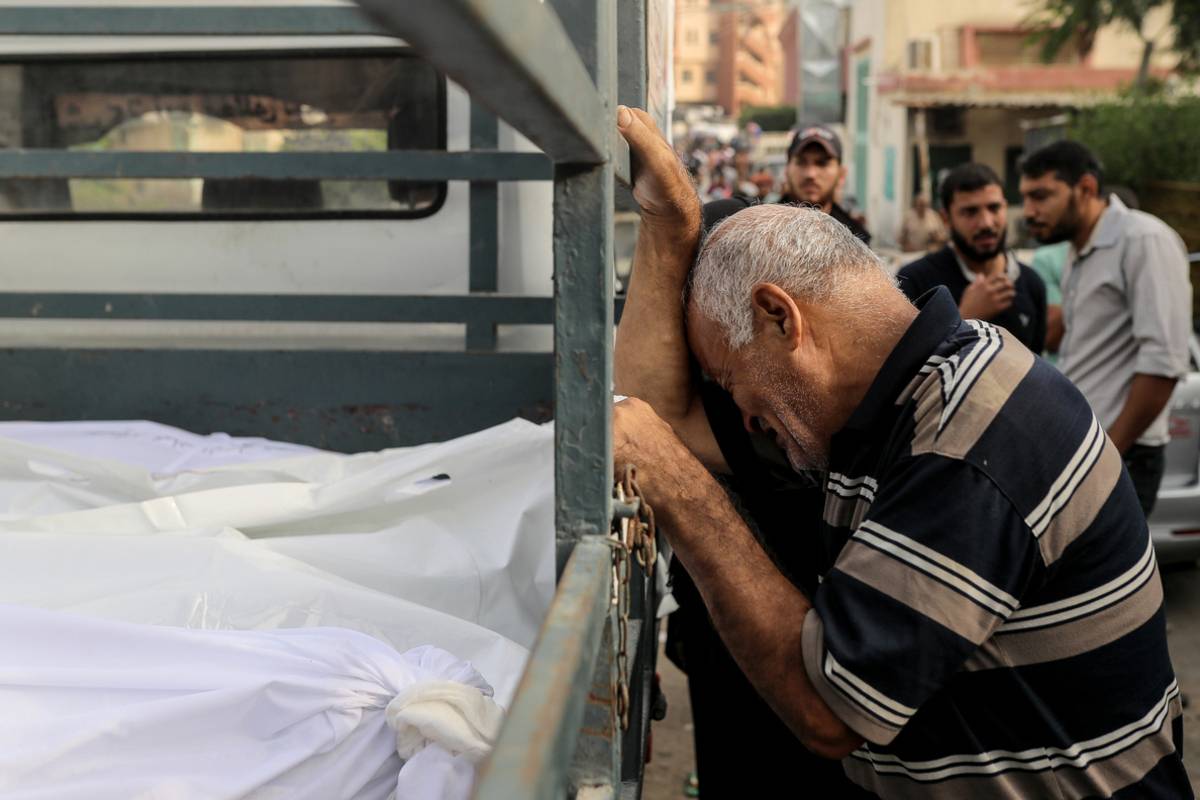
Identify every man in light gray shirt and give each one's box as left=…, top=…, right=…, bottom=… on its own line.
left=1021, top=140, right=1191, bottom=516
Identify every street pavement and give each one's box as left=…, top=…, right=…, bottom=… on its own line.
left=645, top=562, right=1200, bottom=799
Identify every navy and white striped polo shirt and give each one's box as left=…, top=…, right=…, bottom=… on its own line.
left=804, top=287, right=1190, bottom=798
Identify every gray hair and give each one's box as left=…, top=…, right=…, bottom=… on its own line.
left=687, top=204, right=894, bottom=349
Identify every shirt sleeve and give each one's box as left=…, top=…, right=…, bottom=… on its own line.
left=802, top=454, right=1038, bottom=745
left=1125, top=229, right=1192, bottom=379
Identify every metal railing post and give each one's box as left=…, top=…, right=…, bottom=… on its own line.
left=468, top=103, right=500, bottom=351
left=550, top=0, right=621, bottom=791
left=549, top=0, right=616, bottom=571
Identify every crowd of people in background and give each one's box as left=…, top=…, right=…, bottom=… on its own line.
left=679, top=128, right=778, bottom=203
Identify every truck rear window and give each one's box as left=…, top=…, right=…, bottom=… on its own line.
left=0, top=50, right=445, bottom=219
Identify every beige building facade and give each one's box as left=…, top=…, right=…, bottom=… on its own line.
left=844, top=0, right=1180, bottom=248
left=674, top=0, right=788, bottom=117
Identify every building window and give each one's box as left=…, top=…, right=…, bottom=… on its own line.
left=705, top=70, right=717, bottom=85
left=709, top=31, right=720, bottom=44
left=682, top=69, right=694, bottom=83
left=685, top=28, right=698, bottom=44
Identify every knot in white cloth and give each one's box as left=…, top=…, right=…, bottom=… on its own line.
left=385, top=680, right=504, bottom=764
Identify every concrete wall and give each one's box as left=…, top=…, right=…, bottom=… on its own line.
left=868, top=0, right=1179, bottom=73
left=846, top=0, right=910, bottom=247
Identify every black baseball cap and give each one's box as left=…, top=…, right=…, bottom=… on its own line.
left=787, top=124, right=843, bottom=161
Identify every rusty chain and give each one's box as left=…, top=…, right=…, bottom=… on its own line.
left=609, top=464, right=657, bottom=732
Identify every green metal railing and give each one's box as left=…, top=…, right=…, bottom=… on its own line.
left=0, top=3, right=658, bottom=794
left=353, top=2, right=657, bottom=796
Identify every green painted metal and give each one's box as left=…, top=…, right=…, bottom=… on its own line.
left=353, top=0, right=607, bottom=165
left=0, top=0, right=656, bottom=794
left=468, top=103, right=500, bottom=351
left=0, top=6, right=387, bottom=36
left=0, top=292, right=625, bottom=325
left=615, top=0, right=646, bottom=212
left=0, top=293, right=544, bottom=324
left=470, top=536, right=614, bottom=800
left=546, top=0, right=617, bottom=555
left=0, top=348, right=555, bottom=451
left=0, top=150, right=552, bottom=182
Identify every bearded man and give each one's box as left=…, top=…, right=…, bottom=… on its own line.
left=898, top=163, right=1046, bottom=352
left=1020, top=140, right=1191, bottom=517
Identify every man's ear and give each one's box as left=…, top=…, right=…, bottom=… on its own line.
left=939, top=208, right=951, bottom=226
left=837, top=164, right=848, bottom=191
left=1078, top=173, right=1100, bottom=201
left=750, top=283, right=803, bottom=349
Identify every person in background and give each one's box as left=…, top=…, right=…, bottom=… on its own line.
left=1032, top=187, right=1141, bottom=364
left=706, top=168, right=731, bottom=200
left=750, top=166, right=776, bottom=201
left=898, top=193, right=947, bottom=253
left=780, top=124, right=870, bottom=245
left=732, top=145, right=760, bottom=200
left=898, top=163, right=1046, bottom=352
left=1021, top=141, right=1191, bottom=517
left=1030, top=242, right=1069, bottom=361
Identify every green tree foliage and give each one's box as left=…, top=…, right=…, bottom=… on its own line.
left=1029, top=0, right=1200, bottom=90
left=1069, top=94, right=1200, bottom=191
left=737, top=104, right=797, bottom=131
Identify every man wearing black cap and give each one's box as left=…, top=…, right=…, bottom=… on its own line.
left=780, top=124, right=871, bottom=244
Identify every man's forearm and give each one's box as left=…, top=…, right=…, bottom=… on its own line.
left=642, top=449, right=861, bottom=758
left=1108, top=373, right=1178, bottom=454
left=613, top=224, right=698, bottom=420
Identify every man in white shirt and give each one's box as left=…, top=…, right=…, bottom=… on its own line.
left=1020, top=140, right=1192, bottom=515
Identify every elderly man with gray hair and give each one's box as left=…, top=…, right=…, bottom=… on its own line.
left=613, top=107, right=1190, bottom=798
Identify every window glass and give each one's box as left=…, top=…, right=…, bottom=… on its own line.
left=0, top=51, right=445, bottom=218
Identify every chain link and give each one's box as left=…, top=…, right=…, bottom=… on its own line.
left=609, top=464, right=657, bottom=732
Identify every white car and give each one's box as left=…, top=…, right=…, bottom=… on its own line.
left=1149, top=332, right=1200, bottom=563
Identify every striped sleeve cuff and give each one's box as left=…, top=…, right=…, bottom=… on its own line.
left=802, top=608, right=911, bottom=746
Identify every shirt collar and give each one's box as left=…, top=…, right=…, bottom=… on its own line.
left=840, top=287, right=962, bottom=433
left=952, top=246, right=1019, bottom=283
left=1074, top=193, right=1125, bottom=259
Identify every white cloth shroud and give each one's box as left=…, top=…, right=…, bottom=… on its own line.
left=0, top=603, right=501, bottom=800
left=0, top=419, right=559, bottom=797
left=0, top=418, right=555, bottom=653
